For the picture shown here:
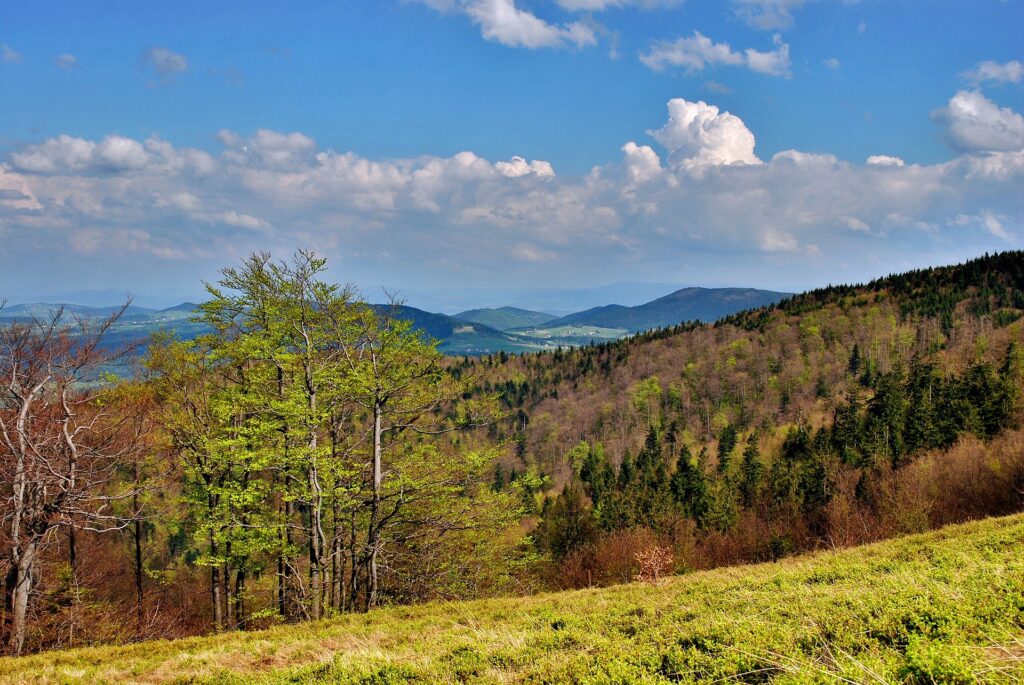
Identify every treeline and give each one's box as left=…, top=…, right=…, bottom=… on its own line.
left=533, top=350, right=1023, bottom=586
left=720, top=251, right=1024, bottom=332
left=0, top=253, right=530, bottom=655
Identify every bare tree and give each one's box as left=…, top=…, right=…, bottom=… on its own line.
left=0, top=304, right=145, bottom=654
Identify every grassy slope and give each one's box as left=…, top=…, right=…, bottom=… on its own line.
left=8, top=514, right=1024, bottom=684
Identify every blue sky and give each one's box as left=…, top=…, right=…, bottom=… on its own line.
left=1, top=0, right=1023, bottom=309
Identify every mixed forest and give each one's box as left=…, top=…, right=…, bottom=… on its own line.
left=1, top=250, right=1023, bottom=657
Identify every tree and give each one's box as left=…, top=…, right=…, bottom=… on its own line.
left=535, top=480, right=596, bottom=559
left=670, top=445, right=708, bottom=525
left=0, top=305, right=146, bottom=654
left=343, top=300, right=496, bottom=609
left=738, top=439, right=763, bottom=508
left=717, top=424, right=737, bottom=476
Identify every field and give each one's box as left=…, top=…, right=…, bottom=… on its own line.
left=7, top=513, right=1024, bottom=684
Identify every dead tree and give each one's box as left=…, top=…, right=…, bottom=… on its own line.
left=0, top=304, right=145, bottom=654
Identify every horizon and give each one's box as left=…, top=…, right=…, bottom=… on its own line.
left=2, top=248, right=1010, bottom=314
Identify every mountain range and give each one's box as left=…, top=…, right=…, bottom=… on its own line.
left=0, top=286, right=791, bottom=356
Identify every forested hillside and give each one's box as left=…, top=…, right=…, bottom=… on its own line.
left=1, top=251, right=1022, bottom=657
left=457, top=251, right=1024, bottom=585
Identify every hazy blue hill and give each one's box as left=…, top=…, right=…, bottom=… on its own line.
left=160, top=302, right=200, bottom=313
left=371, top=304, right=541, bottom=354
left=453, top=306, right=557, bottom=331
left=0, top=288, right=793, bottom=359
left=539, top=287, right=790, bottom=332
left=0, top=303, right=157, bottom=320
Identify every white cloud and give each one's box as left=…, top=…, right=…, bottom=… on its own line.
left=11, top=135, right=97, bottom=173
left=222, top=129, right=317, bottom=169
left=951, top=211, right=1014, bottom=241
left=961, top=60, right=1024, bottom=85
left=2, top=43, right=22, bottom=64
left=213, top=211, right=267, bottom=230
left=11, top=134, right=213, bottom=175
left=95, top=136, right=151, bottom=170
left=495, top=156, right=556, bottom=177
left=511, top=243, right=556, bottom=261
left=55, top=53, right=78, bottom=70
left=732, top=0, right=807, bottom=30
left=843, top=216, right=870, bottom=232
left=2, top=95, right=1021, bottom=280
left=867, top=155, right=905, bottom=167
left=980, top=210, right=1011, bottom=240
left=621, top=142, right=664, bottom=185
left=648, top=98, right=760, bottom=169
left=641, top=31, right=790, bottom=77
left=419, top=0, right=597, bottom=49
left=823, top=57, right=840, bottom=70
left=934, top=90, right=1024, bottom=152
left=744, top=34, right=791, bottom=77
left=142, top=47, right=187, bottom=80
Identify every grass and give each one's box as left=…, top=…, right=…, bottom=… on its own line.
left=7, top=514, right=1024, bottom=684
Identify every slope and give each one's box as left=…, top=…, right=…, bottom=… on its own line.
left=539, top=287, right=790, bottom=333
left=6, top=513, right=1023, bottom=683
left=454, top=306, right=557, bottom=331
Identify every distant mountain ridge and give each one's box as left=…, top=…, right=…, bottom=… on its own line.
left=536, top=287, right=790, bottom=333
left=454, top=306, right=557, bottom=331
left=0, top=285, right=794, bottom=356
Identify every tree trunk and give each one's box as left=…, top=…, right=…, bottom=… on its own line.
left=306, top=380, right=324, bottom=621
left=234, top=568, right=246, bottom=630
left=133, top=488, right=144, bottom=631
left=367, top=400, right=383, bottom=610
left=6, top=542, right=36, bottom=655
left=209, top=531, right=223, bottom=632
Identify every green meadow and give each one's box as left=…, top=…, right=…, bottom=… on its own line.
left=7, top=513, right=1024, bottom=684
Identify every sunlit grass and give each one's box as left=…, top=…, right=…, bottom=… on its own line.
left=7, top=513, right=1024, bottom=683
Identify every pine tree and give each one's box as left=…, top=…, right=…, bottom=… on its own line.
left=739, top=439, right=763, bottom=508
left=670, top=445, right=708, bottom=525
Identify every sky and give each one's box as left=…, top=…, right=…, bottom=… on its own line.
left=1, top=0, right=1023, bottom=310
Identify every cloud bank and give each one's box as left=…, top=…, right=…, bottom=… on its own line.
left=1, top=94, right=1021, bottom=291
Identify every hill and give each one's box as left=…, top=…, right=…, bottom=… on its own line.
left=0, top=286, right=797, bottom=357
left=454, top=306, right=557, bottom=331
left=537, top=287, right=789, bottom=333
left=6, top=513, right=1022, bottom=683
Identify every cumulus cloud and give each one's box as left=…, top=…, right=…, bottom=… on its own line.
left=934, top=90, right=1024, bottom=152
left=418, top=0, right=596, bottom=49
left=732, top=0, right=807, bottom=30
left=11, top=134, right=213, bottom=175
left=495, top=156, right=556, bottom=177
left=142, top=47, right=187, bottom=81
left=1, top=43, right=22, bottom=64
left=55, top=53, right=78, bottom=69
left=867, top=155, right=905, bottom=167
left=641, top=31, right=790, bottom=77
left=961, top=60, right=1023, bottom=85
left=648, top=98, right=760, bottom=169
left=1, top=95, right=1021, bottom=286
